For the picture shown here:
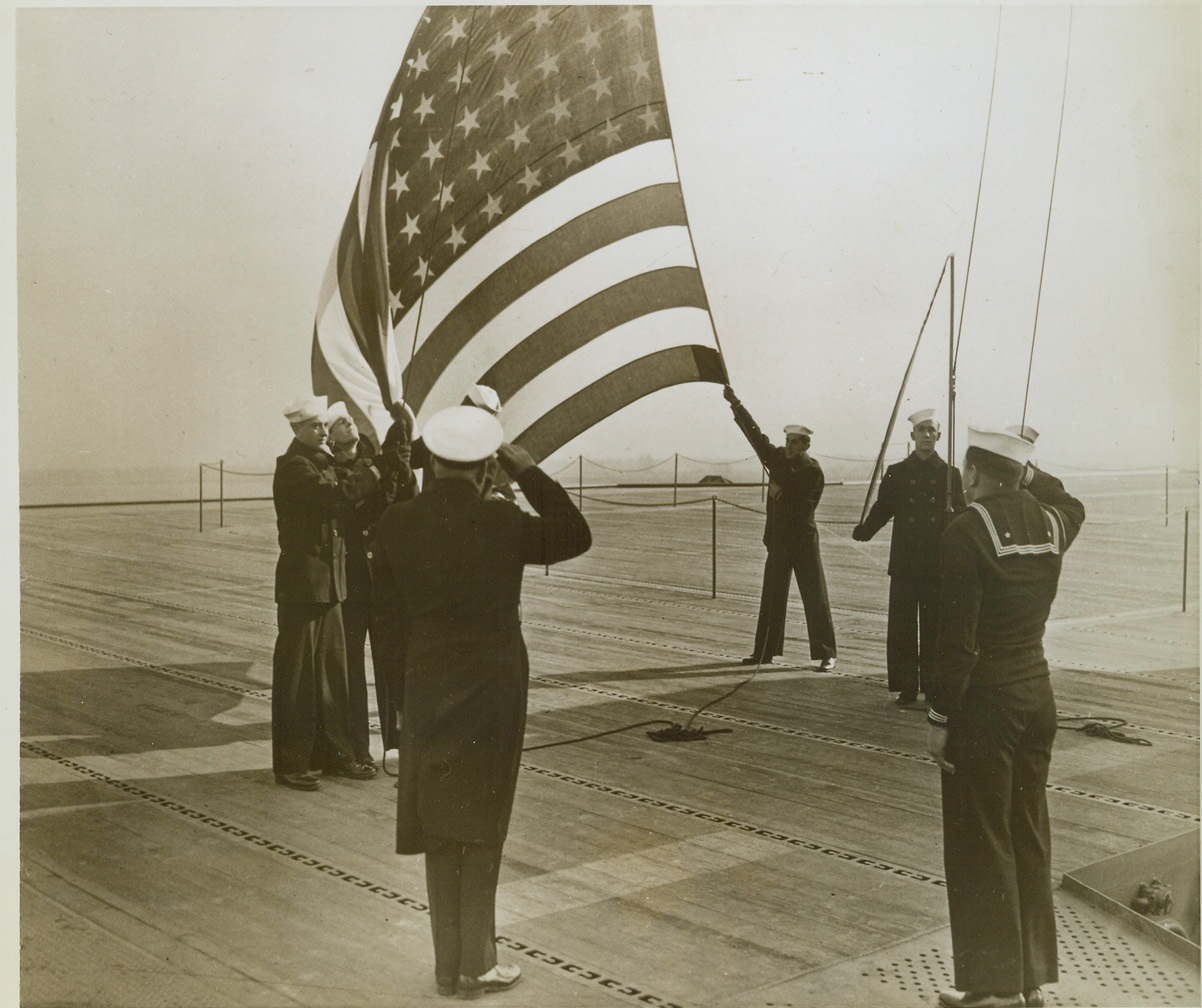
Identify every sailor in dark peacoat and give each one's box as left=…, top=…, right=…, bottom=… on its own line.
left=370, top=406, right=590, bottom=995
left=724, top=385, right=837, bottom=666
left=854, top=410, right=965, bottom=705
left=271, top=395, right=379, bottom=789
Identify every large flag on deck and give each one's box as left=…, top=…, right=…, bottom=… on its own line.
left=312, top=5, right=726, bottom=460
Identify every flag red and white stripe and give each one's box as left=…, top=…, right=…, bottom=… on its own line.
left=312, top=4, right=725, bottom=459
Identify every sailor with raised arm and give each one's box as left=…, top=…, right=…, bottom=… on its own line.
left=926, top=425, right=1084, bottom=1008
left=270, top=395, right=380, bottom=790
left=723, top=384, right=837, bottom=670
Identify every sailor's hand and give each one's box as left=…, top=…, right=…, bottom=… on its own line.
left=346, top=461, right=380, bottom=499
left=926, top=725, right=954, bottom=775
left=497, top=442, right=536, bottom=478
left=723, top=385, right=739, bottom=405
left=852, top=524, right=870, bottom=542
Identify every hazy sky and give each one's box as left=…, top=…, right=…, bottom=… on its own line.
left=12, top=3, right=1201, bottom=484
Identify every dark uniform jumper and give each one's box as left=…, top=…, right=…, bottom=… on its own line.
left=728, top=395, right=837, bottom=663
left=858, top=450, right=965, bottom=698
left=927, top=466, right=1085, bottom=996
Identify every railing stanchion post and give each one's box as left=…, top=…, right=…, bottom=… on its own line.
left=674, top=454, right=678, bottom=507
left=711, top=495, right=717, bottom=599
left=198, top=464, right=204, bottom=532
left=1183, top=508, right=1190, bottom=613
left=219, top=460, right=225, bottom=528
left=578, top=455, right=583, bottom=510
left=1166, top=465, right=1170, bottom=527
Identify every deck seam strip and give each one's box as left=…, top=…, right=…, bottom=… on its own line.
left=26, top=572, right=1198, bottom=700
left=21, top=627, right=271, bottom=698
left=533, top=676, right=1200, bottom=823
left=18, top=740, right=687, bottom=1008
left=22, top=624, right=1198, bottom=824
left=520, top=763, right=948, bottom=886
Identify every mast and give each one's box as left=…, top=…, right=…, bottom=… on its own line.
left=947, top=254, right=957, bottom=512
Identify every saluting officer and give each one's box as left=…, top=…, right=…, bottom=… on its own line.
left=370, top=406, right=591, bottom=999
left=853, top=409, right=965, bottom=708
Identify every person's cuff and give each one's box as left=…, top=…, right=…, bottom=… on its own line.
left=926, top=707, right=949, bottom=728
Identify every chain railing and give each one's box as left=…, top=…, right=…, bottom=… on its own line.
left=196, top=455, right=1197, bottom=611
left=198, top=461, right=272, bottom=531
left=557, top=486, right=1197, bottom=611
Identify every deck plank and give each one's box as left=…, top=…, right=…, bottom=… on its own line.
left=18, top=478, right=1200, bottom=1007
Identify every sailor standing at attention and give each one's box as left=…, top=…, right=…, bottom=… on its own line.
left=370, top=406, right=591, bottom=999
left=926, top=425, right=1084, bottom=1008
left=723, top=384, right=837, bottom=669
left=270, top=395, right=379, bottom=790
left=853, top=409, right=965, bottom=708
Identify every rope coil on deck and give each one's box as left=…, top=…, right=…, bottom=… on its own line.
left=1058, top=715, right=1152, bottom=746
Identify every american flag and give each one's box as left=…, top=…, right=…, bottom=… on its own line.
left=312, top=5, right=726, bottom=460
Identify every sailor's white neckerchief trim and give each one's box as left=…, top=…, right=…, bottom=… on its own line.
left=968, top=501, right=1062, bottom=557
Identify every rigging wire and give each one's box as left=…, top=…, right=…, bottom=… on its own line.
left=1021, top=6, right=1074, bottom=430
left=858, top=257, right=952, bottom=524
left=954, top=5, right=1003, bottom=370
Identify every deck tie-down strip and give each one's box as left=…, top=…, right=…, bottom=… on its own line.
left=19, top=740, right=687, bottom=1008
left=24, top=738, right=1201, bottom=1006
left=535, top=676, right=1200, bottom=824
left=22, top=576, right=1195, bottom=737
left=22, top=625, right=1198, bottom=824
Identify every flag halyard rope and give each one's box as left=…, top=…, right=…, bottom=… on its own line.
left=1022, top=7, right=1074, bottom=430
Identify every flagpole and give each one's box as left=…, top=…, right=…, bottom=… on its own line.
left=859, top=256, right=951, bottom=525
left=403, top=7, right=480, bottom=385
left=947, top=255, right=956, bottom=513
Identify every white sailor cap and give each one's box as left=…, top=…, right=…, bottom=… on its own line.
left=783, top=425, right=813, bottom=437
left=283, top=395, right=328, bottom=424
left=908, top=408, right=939, bottom=429
left=423, top=405, right=504, bottom=463
left=967, top=425, right=1035, bottom=465
left=325, top=401, right=352, bottom=426
left=464, top=384, right=502, bottom=416
left=1007, top=423, right=1040, bottom=444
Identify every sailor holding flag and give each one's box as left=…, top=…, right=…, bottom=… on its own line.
left=723, top=384, right=838, bottom=669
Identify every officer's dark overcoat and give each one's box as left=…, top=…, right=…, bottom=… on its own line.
left=371, top=466, right=590, bottom=854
